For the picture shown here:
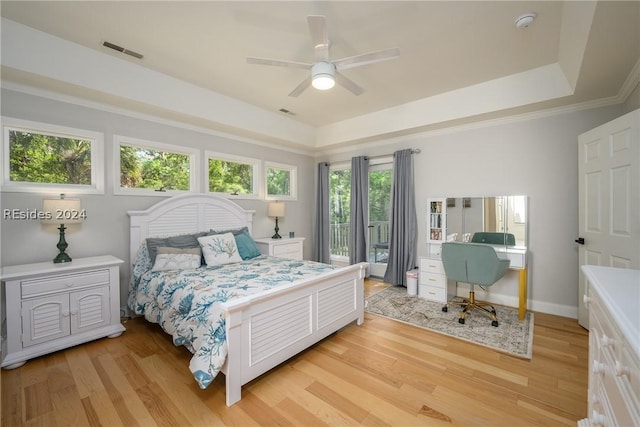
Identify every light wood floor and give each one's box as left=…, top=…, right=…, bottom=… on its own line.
left=2, top=280, right=589, bottom=426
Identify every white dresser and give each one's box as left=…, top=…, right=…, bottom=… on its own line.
left=580, top=266, right=639, bottom=426
left=254, top=237, right=305, bottom=260
left=1, top=255, right=125, bottom=369
left=418, top=256, right=456, bottom=303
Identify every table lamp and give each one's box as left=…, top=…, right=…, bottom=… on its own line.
left=42, top=194, right=83, bottom=263
left=268, top=201, right=285, bottom=239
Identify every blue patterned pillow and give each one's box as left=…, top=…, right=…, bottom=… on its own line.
left=235, top=231, right=262, bottom=260
left=198, top=233, right=242, bottom=266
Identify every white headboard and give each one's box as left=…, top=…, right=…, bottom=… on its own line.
left=128, top=194, right=255, bottom=267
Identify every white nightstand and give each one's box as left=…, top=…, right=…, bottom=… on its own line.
left=253, top=237, right=305, bottom=260
left=1, top=255, right=126, bottom=369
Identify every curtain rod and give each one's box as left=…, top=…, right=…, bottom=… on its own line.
left=367, top=148, right=421, bottom=161
left=325, top=148, right=421, bottom=166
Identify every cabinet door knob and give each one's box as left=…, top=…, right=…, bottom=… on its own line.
left=615, top=360, right=630, bottom=377
left=66, top=282, right=73, bottom=288
left=592, top=360, right=605, bottom=375
left=601, top=334, right=616, bottom=348
left=63, top=311, right=70, bottom=317
left=591, top=410, right=605, bottom=426
left=583, top=294, right=591, bottom=306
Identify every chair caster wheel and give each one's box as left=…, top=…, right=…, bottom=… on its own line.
left=491, top=321, right=499, bottom=327
left=442, top=306, right=448, bottom=312
left=458, top=318, right=465, bottom=324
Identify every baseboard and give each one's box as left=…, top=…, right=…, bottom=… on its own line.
left=456, top=288, right=578, bottom=319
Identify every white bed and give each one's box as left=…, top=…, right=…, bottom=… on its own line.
left=128, top=193, right=366, bottom=406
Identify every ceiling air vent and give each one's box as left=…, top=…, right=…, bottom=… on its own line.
left=278, top=108, right=296, bottom=116
left=102, top=41, right=144, bottom=59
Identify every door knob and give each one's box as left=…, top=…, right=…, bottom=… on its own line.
left=575, top=237, right=585, bottom=245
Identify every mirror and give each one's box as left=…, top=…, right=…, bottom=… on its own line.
left=445, top=196, right=527, bottom=248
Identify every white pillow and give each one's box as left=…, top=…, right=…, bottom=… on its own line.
left=152, top=247, right=202, bottom=271
left=198, top=233, right=242, bottom=266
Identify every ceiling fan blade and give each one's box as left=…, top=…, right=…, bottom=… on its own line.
left=288, top=76, right=312, bottom=97
left=334, top=47, right=400, bottom=71
left=247, top=57, right=311, bottom=70
left=335, top=72, right=364, bottom=96
left=307, top=15, right=329, bottom=61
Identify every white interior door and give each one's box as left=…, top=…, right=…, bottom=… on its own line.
left=577, top=109, right=640, bottom=328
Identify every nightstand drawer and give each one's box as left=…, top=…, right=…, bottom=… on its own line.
left=272, top=243, right=301, bottom=257
left=22, top=269, right=111, bottom=298
left=420, top=258, right=444, bottom=274
left=419, top=272, right=446, bottom=288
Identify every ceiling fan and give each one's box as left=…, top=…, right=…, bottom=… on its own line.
left=246, top=15, right=400, bottom=97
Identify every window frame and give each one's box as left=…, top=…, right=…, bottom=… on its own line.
left=1, top=117, right=105, bottom=195
left=264, top=161, right=297, bottom=201
left=113, top=135, right=199, bottom=196
left=205, top=151, right=261, bottom=200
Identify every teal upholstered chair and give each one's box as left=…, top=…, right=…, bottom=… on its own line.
left=471, top=232, right=516, bottom=246
left=441, top=242, right=510, bottom=327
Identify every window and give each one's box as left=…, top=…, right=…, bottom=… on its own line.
left=2, top=118, right=104, bottom=194
left=114, top=136, right=199, bottom=195
left=206, top=151, right=260, bottom=199
left=265, top=161, right=297, bottom=200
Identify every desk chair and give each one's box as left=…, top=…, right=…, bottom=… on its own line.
left=471, top=232, right=516, bottom=246
left=441, top=242, right=510, bottom=327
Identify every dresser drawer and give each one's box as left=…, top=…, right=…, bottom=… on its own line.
left=21, top=269, right=111, bottom=298
left=419, top=285, right=447, bottom=303
left=420, top=272, right=446, bottom=288
left=420, top=258, right=444, bottom=274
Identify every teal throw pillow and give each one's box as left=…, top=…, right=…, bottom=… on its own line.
left=235, top=231, right=262, bottom=260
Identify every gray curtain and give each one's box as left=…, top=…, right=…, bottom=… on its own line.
left=314, top=162, right=331, bottom=263
left=349, top=156, right=369, bottom=265
left=384, top=149, right=417, bottom=285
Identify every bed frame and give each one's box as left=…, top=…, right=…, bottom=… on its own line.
left=128, top=194, right=366, bottom=406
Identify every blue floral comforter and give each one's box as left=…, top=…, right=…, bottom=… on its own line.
left=127, top=243, right=335, bottom=389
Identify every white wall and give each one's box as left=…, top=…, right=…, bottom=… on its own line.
left=320, top=105, right=624, bottom=318
left=0, top=89, right=316, bottom=308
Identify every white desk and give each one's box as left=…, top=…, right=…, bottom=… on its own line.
left=492, top=245, right=528, bottom=320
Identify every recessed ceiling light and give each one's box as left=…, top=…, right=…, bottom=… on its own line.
left=515, top=12, right=537, bottom=29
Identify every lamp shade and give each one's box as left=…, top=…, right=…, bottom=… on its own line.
left=268, top=202, right=285, bottom=218
left=42, top=197, right=83, bottom=224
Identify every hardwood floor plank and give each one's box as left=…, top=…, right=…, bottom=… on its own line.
left=49, top=384, right=91, bottom=427
left=138, top=353, right=227, bottom=426
left=274, top=397, right=333, bottom=427
left=23, top=381, right=52, bottom=421
left=81, top=392, right=125, bottom=427
left=92, top=350, right=157, bottom=427
left=64, top=346, right=105, bottom=399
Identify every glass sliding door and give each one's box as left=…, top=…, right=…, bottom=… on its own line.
left=328, top=166, right=350, bottom=263
left=327, top=160, right=391, bottom=275
left=368, top=162, right=392, bottom=277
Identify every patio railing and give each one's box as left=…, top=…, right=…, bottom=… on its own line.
left=330, top=221, right=390, bottom=261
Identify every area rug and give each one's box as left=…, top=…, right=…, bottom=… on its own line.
left=365, top=286, right=534, bottom=359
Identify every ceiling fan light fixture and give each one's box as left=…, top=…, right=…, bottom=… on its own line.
left=311, top=61, right=336, bottom=90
